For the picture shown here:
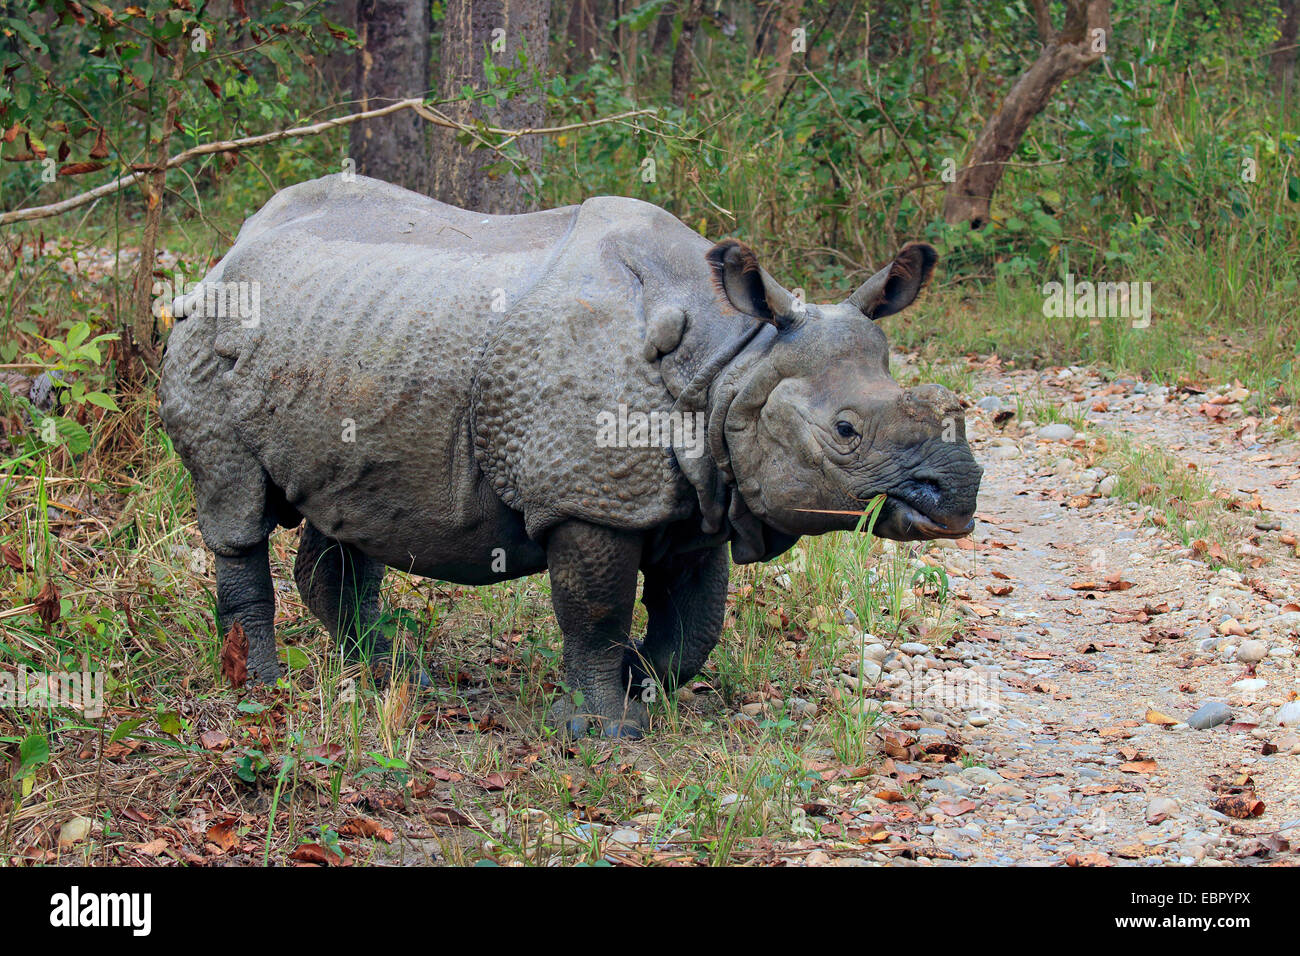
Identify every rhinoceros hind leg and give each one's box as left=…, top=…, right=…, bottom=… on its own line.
left=215, top=541, right=280, bottom=683
left=294, top=522, right=387, bottom=662
left=544, top=520, right=647, bottom=738
left=626, top=545, right=729, bottom=694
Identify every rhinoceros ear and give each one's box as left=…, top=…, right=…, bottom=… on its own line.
left=706, top=239, right=800, bottom=331
left=846, top=242, right=937, bottom=319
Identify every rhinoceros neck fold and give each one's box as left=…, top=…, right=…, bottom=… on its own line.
left=673, top=323, right=765, bottom=412
left=669, top=323, right=780, bottom=557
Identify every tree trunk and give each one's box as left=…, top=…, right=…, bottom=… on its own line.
left=1270, top=0, right=1299, bottom=94
left=652, top=1, right=677, bottom=56
left=670, top=0, right=704, bottom=107
left=766, top=0, right=805, bottom=100
left=432, top=0, right=550, bottom=214
left=566, top=0, right=599, bottom=72
left=942, top=0, right=1110, bottom=228
left=351, top=0, right=431, bottom=193
left=124, top=32, right=185, bottom=382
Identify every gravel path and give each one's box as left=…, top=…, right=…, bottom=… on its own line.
left=860, top=363, right=1300, bottom=866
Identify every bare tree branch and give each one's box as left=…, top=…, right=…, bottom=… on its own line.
left=1, top=102, right=658, bottom=227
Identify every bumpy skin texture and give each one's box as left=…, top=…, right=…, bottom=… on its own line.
left=215, top=544, right=279, bottom=683
left=161, top=174, right=983, bottom=736
left=545, top=521, right=648, bottom=738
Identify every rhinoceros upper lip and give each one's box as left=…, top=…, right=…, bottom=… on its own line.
left=886, top=495, right=974, bottom=538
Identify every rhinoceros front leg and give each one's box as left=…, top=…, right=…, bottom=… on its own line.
left=545, top=520, right=647, bottom=739
left=215, top=541, right=280, bottom=684
left=625, top=546, right=729, bottom=695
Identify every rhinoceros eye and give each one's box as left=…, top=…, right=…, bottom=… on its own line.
left=835, top=420, right=858, bottom=440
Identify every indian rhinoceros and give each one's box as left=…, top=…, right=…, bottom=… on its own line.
left=160, top=173, right=982, bottom=738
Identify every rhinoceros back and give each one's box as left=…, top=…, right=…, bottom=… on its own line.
left=167, top=175, right=703, bottom=560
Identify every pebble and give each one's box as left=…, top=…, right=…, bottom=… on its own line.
left=1037, top=423, right=1076, bottom=441
left=848, top=660, right=882, bottom=682
left=1277, top=701, right=1300, bottom=727
left=1232, top=678, right=1267, bottom=693
left=1235, top=640, right=1268, bottom=664
left=959, top=766, right=1003, bottom=787
left=1187, top=701, right=1232, bottom=729
left=977, top=396, right=1003, bottom=412
left=1097, top=474, right=1119, bottom=496
left=899, top=642, right=929, bottom=656
left=58, top=816, right=93, bottom=849
left=1146, top=797, right=1179, bottom=824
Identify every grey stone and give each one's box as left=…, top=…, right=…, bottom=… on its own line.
left=1037, top=423, right=1076, bottom=441
left=1188, top=701, right=1232, bottom=730
left=1235, top=640, right=1268, bottom=664
left=959, top=766, right=1003, bottom=787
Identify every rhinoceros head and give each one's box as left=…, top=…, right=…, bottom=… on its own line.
left=705, top=239, right=982, bottom=542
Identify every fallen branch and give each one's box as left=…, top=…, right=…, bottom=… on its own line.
left=0, top=102, right=659, bottom=226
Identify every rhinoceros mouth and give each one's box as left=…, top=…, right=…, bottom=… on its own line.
left=883, top=495, right=975, bottom=539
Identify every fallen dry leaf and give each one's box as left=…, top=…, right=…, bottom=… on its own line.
left=290, top=842, right=349, bottom=866
left=426, top=807, right=473, bottom=827
left=221, top=621, right=249, bottom=688
left=205, top=818, right=240, bottom=853
left=35, top=580, right=61, bottom=625
left=131, top=838, right=169, bottom=857
left=1211, top=795, right=1265, bottom=819
left=339, top=817, right=395, bottom=844
left=1120, top=760, right=1159, bottom=774
left=936, top=799, right=977, bottom=817
left=199, top=729, right=231, bottom=751
left=306, top=742, right=346, bottom=762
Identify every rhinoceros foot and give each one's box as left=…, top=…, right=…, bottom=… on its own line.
left=246, top=652, right=283, bottom=685
left=548, top=695, right=649, bottom=740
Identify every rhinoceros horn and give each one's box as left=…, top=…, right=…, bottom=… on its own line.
left=706, top=239, right=800, bottom=331
left=845, top=242, right=937, bottom=319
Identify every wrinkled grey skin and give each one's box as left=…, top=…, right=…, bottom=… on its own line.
left=160, top=174, right=982, bottom=738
